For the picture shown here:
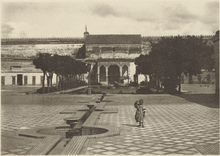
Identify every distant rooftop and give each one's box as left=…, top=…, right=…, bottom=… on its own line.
left=1, top=34, right=214, bottom=45
left=1, top=37, right=84, bottom=45
left=85, top=35, right=141, bottom=44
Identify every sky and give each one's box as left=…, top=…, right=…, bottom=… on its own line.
left=1, top=0, right=219, bottom=38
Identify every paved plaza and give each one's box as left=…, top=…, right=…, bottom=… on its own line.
left=1, top=85, right=219, bottom=155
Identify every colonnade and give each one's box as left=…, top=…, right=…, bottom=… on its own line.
left=96, top=62, right=130, bottom=84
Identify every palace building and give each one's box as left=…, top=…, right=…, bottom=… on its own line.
left=84, top=34, right=142, bottom=85
left=1, top=27, right=215, bottom=86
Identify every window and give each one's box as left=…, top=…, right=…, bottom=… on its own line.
left=32, top=76, right=36, bottom=85
left=1, top=76, right=5, bottom=85
left=41, top=76, right=43, bottom=85
left=24, top=76, right=28, bottom=85
left=12, top=76, right=16, bottom=85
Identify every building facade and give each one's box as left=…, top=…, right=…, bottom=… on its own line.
left=85, top=34, right=143, bottom=85
left=1, top=28, right=215, bottom=86
left=1, top=38, right=83, bottom=86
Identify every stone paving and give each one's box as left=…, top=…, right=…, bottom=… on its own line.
left=1, top=86, right=219, bottom=155
left=1, top=91, right=99, bottom=155
left=84, top=95, right=219, bottom=155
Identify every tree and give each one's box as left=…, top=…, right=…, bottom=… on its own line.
left=53, top=55, right=88, bottom=90
left=33, top=53, right=54, bottom=93
left=33, top=53, right=89, bottom=93
left=76, top=44, right=86, bottom=59
left=135, top=35, right=214, bottom=93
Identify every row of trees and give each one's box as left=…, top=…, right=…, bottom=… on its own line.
left=135, top=35, right=214, bottom=93
left=33, top=53, right=89, bottom=93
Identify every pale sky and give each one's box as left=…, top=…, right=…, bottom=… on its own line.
left=1, top=0, right=219, bottom=38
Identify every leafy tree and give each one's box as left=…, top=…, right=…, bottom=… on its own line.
left=76, top=44, right=86, bottom=59
left=135, top=35, right=214, bottom=93
left=33, top=53, right=54, bottom=93
left=33, top=53, right=88, bottom=93
left=75, top=61, right=88, bottom=80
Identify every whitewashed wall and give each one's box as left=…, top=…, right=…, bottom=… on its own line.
left=1, top=72, right=58, bottom=85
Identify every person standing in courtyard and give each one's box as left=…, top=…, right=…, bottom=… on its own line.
left=134, top=99, right=146, bottom=128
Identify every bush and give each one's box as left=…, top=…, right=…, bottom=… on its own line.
left=76, top=80, right=88, bottom=86
left=162, top=78, right=178, bottom=94
left=136, top=87, right=152, bottom=94
left=140, top=81, right=149, bottom=87
left=129, top=81, right=138, bottom=87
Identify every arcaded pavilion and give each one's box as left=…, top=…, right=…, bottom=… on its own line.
left=84, top=31, right=142, bottom=85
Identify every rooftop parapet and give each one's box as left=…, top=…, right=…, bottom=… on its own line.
left=2, top=35, right=214, bottom=45
left=1, top=37, right=85, bottom=45
left=141, top=35, right=214, bottom=41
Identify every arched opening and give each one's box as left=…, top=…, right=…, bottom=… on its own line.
left=100, top=66, right=106, bottom=82
left=122, top=65, right=128, bottom=77
left=108, top=65, right=120, bottom=84
left=122, top=65, right=129, bottom=84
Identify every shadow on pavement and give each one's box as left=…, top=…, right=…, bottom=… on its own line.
left=176, top=94, right=219, bottom=108
left=121, top=124, right=139, bottom=127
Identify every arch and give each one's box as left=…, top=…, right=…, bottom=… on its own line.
left=122, top=65, right=128, bottom=77
left=108, top=65, right=120, bottom=84
left=100, top=65, right=106, bottom=82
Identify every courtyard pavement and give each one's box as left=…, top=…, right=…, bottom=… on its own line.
left=1, top=84, right=219, bottom=155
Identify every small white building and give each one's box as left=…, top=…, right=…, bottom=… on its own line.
left=1, top=58, right=58, bottom=86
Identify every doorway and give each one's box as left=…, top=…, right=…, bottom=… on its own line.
left=17, top=74, right=23, bottom=85
left=108, top=65, right=120, bottom=84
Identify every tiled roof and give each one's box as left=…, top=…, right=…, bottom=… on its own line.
left=85, top=35, right=141, bottom=44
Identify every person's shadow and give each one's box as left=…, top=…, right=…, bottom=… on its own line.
left=121, top=124, right=138, bottom=127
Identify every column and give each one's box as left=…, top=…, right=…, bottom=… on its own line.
left=128, top=65, right=130, bottom=84
left=90, top=63, right=94, bottom=72
left=106, top=66, right=108, bottom=85
left=119, top=66, right=123, bottom=77
left=97, top=66, right=100, bottom=82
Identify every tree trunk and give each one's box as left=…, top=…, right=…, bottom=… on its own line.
left=42, top=72, right=46, bottom=93
left=45, top=72, right=50, bottom=93
left=47, top=77, right=50, bottom=93
left=58, top=75, right=62, bottom=90
left=178, top=74, right=181, bottom=92
left=64, top=75, right=68, bottom=90
left=50, top=73, right=53, bottom=88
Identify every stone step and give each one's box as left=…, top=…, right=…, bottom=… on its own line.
left=26, top=135, right=62, bottom=155
left=61, top=136, right=88, bottom=155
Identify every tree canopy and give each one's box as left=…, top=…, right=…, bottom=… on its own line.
left=135, top=35, right=214, bottom=93
left=76, top=44, right=86, bottom=59
left=33, top=53, right=89, bottom=93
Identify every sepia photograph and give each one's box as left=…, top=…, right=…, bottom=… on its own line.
left=1, top=0, right=219, bottom=155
